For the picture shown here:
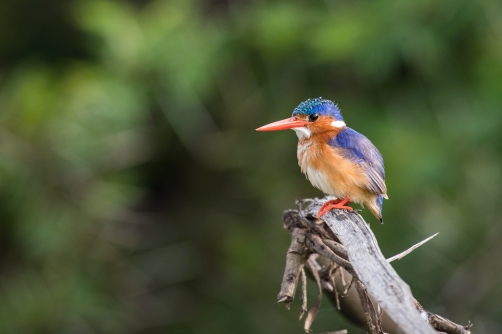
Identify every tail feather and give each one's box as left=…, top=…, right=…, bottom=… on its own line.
left=368, top=195, right=384, bottom=224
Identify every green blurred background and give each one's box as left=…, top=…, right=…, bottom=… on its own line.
left=1, top=0, right=502, bottom=333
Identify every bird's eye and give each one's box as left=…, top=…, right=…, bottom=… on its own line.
left=309, top=114, right=319, bottom=122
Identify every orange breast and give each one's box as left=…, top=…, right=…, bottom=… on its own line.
left=297, top=139, right=376, bottom=205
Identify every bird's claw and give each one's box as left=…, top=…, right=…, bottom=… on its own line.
left=317, top=197, right=353, bottom=218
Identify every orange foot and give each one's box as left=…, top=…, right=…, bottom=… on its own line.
left=318, top=196, right=353, bottom=218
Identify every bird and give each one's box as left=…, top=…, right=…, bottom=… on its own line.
left=256, top=97, right=388, bottom=223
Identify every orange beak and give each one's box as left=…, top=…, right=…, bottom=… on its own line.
left=256, top=117, right=308, bottom=131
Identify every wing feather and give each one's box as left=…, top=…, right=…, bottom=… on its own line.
left=329, top=127, right=387, bottom=195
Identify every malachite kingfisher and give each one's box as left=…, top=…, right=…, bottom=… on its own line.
left=256, top=98, right=388, bottom=223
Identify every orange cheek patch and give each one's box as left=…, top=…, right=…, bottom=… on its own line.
left=306, top=116, right=342, bottom=139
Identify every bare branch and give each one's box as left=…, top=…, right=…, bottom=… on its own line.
left=277, top=227, right=309, bottom=308
left=299, top=268, right=308, bottom=320
left=322, top=239, right=348, bottom=260
left=387, top=233, right=439, bottom=263
left=306, top=233, right=354, bottom=274
left=355, top=281, right=382, bottom=334
left=280, top=198, right=471, bottom=334
left=304, top=256, right=323, bottom=332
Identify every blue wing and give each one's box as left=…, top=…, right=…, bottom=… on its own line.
left=329, top=127, right=387, bottom=196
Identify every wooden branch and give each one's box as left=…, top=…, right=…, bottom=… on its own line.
left=306, top=200, right=435, bottom=334
left=277, top=227, right=309, bottom=307
left=387, top=233, right=439, bottom=263
left=278, top=197, right=472, bottom=334
left=355, top=280, right=382, bottom=334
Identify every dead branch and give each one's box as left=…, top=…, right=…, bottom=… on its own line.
left=278, top=197, right=472, bottom=334
left=277, top=226, right=308, bottom=307
left=387, top=233, right=439, bottom=263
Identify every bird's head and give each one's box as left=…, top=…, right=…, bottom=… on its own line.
left=256, top=97, right=345, bottom=139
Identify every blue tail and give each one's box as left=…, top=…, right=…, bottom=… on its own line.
left=377, top=195, right=384, bottom=223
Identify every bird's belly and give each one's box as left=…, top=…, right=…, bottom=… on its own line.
left=305, top=166, right=338, bottom=195
left=305, top=165, right=366, bottom=200
left=298, top=142, right=371, bottom=204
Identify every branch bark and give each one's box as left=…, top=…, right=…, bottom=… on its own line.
left=277, top=197, right=472, bottom=334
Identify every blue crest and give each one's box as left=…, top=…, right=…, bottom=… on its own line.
left=292, top=97, right=343, bottom=121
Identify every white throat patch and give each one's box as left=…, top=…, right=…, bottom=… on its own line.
left=292, top=127, right=311, bottom=139
left=331, top=120, right=346, bottom=128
